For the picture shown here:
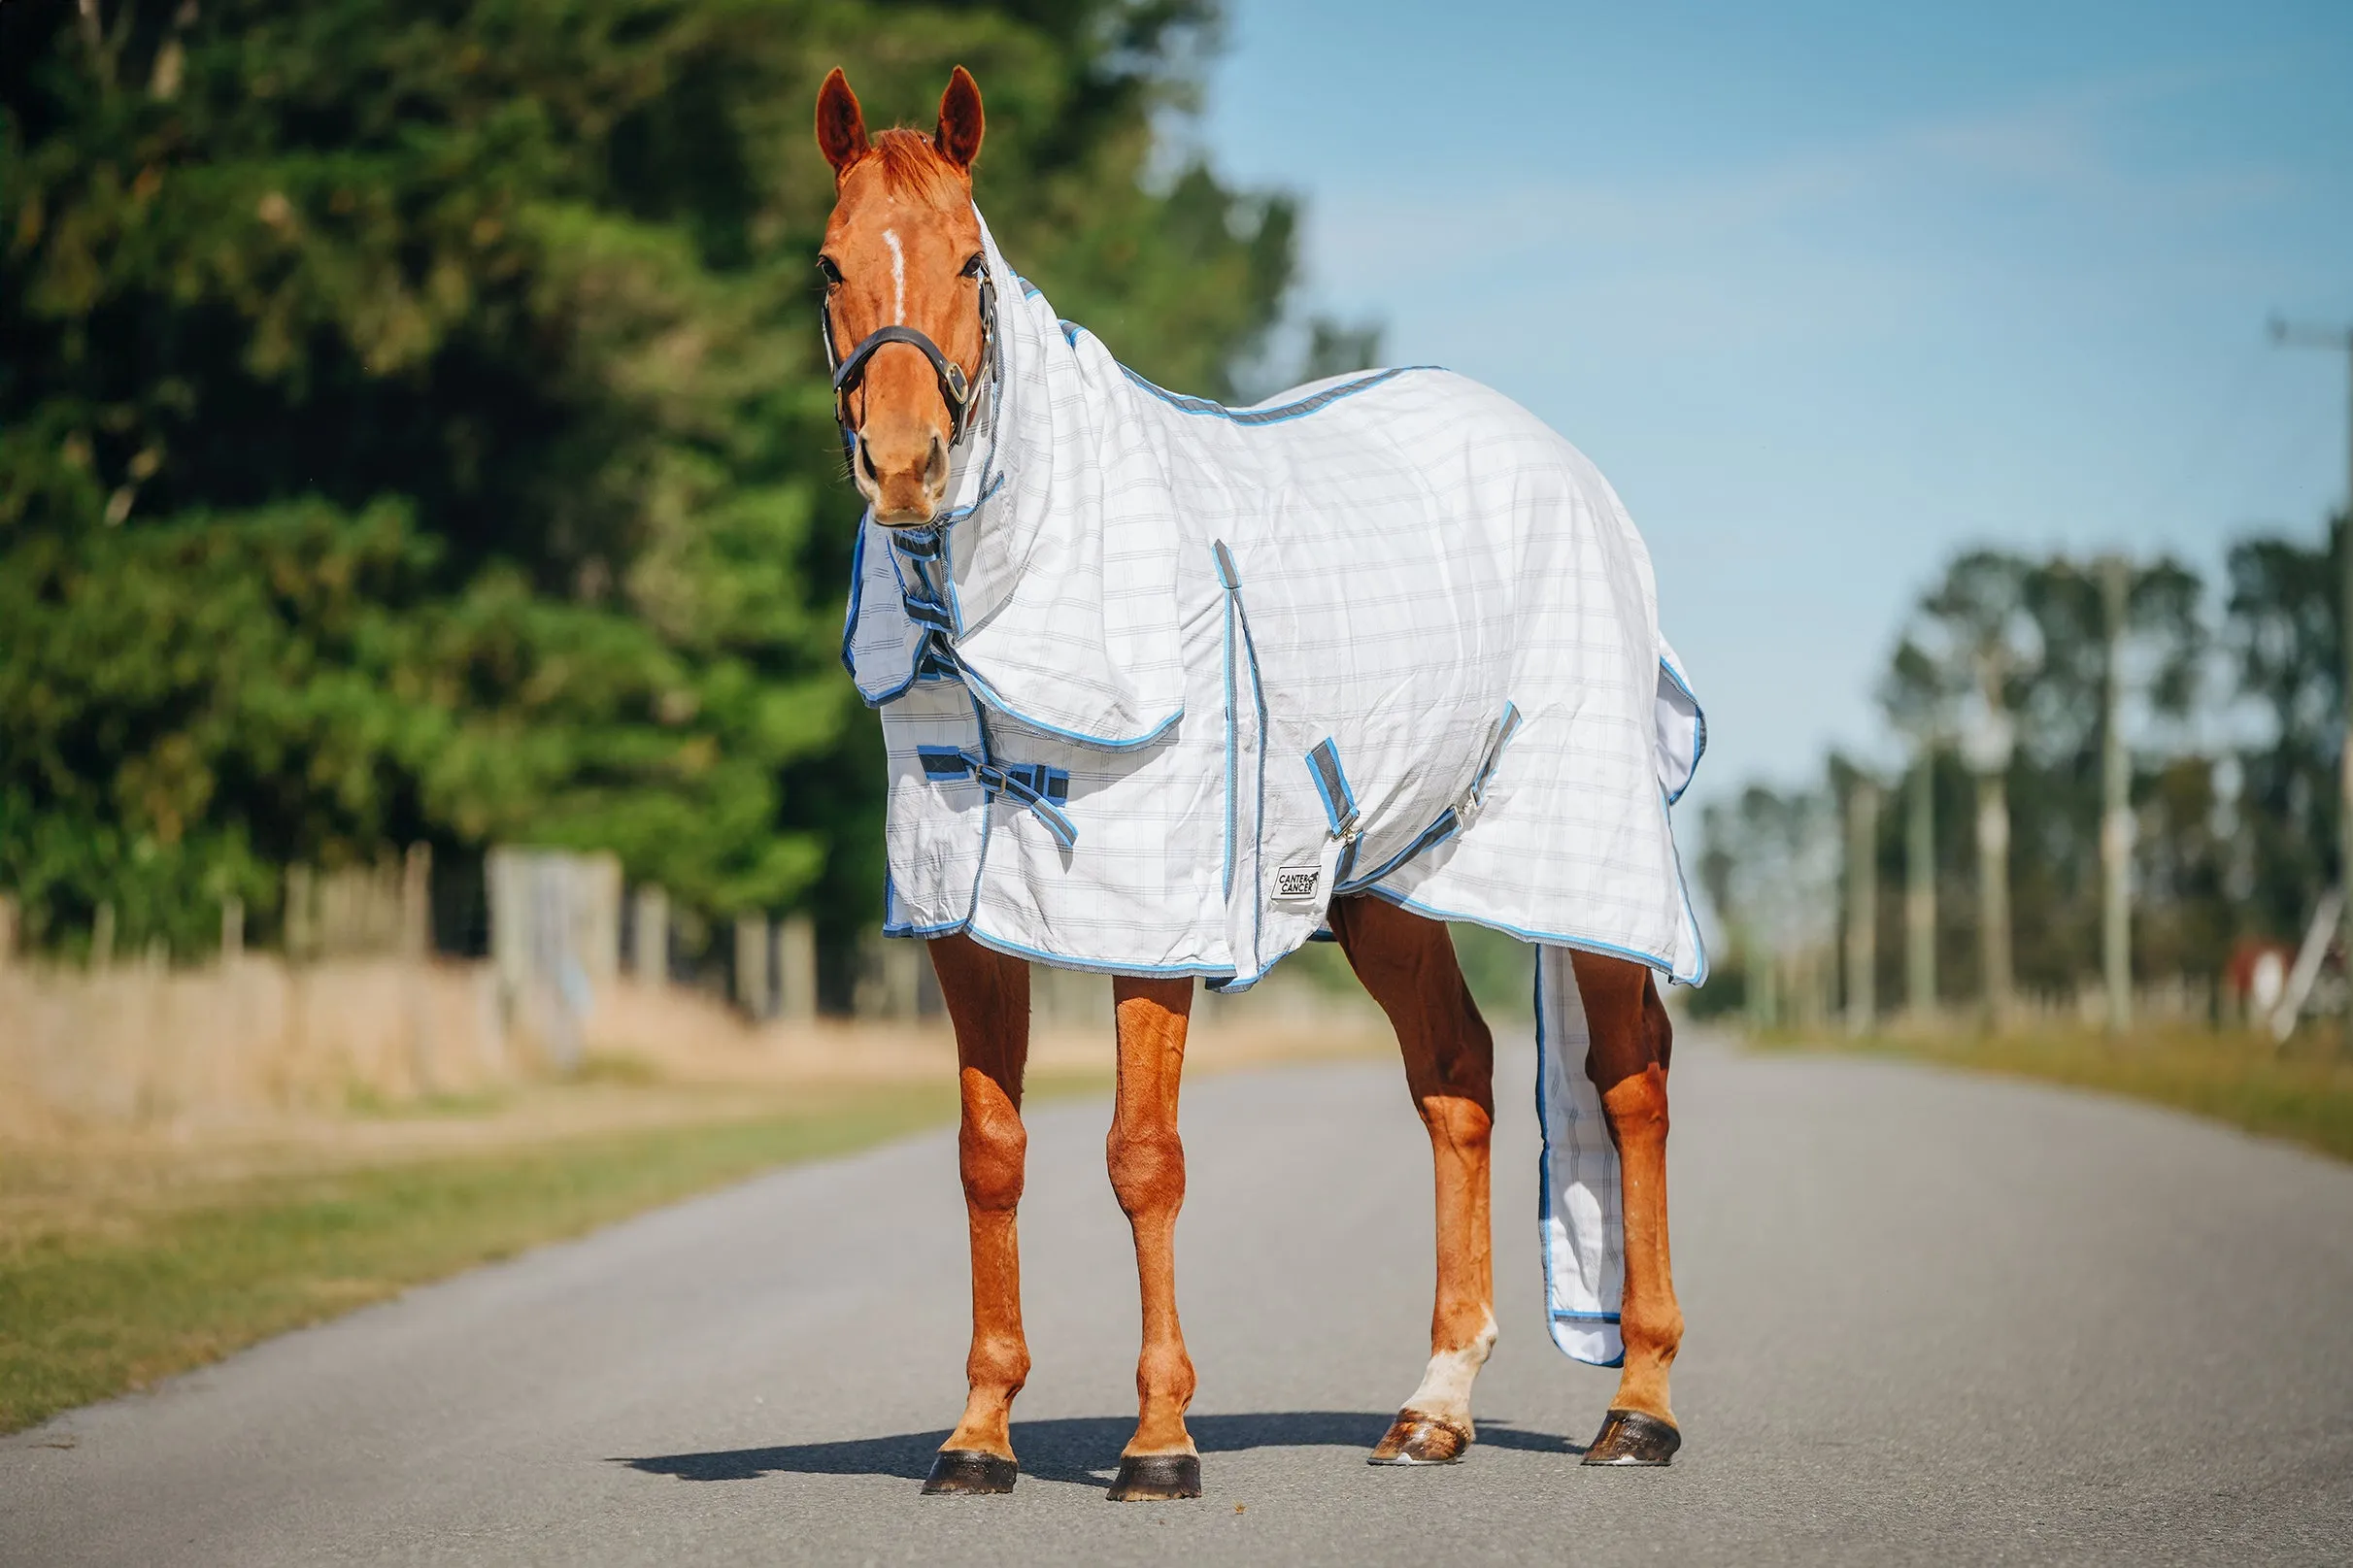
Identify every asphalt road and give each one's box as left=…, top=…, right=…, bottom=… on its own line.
left=7, top=1035, right=2352, bottom=1566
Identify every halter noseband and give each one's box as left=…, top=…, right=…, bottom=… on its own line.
left=824, top=272, right=997, bottom=450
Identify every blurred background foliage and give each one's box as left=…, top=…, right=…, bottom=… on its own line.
left=1698, top=517, right=2346, bottom=1020
left=0, top=0, right=1358, bottom=960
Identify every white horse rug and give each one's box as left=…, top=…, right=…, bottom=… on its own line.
left=843, top=210, right=1706, bottom=1365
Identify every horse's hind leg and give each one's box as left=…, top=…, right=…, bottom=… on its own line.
left=923, top=933, right=1033, bottom=1495
left=1570, top=950, right=1684, bottom=1466
left=1103, top=974, right=1203, bottom=1501
left=1329, top=896, right=1496, bottom=1466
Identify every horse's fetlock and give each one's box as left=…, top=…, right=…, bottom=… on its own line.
left=1137, top=1343, right=1196, bottom=1406
left=968, top=1332, right=1030, bottom=1392
left=1624, top=1301, right=1684, bottom=1357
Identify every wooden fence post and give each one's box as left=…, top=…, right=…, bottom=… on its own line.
left=779, top=915, right=817, bottom=1022
left=91, top=901, right=116, bottom=971
left=631, top=885, right=669, bottom=984
left=285, top=866, right=316, bottom=962
left=400, top=844, right=432, bottom=960
left=735, top=915, right=772, bottom=1018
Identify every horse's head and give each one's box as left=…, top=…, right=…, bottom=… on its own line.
left=816, top=66, right=990, bottom=525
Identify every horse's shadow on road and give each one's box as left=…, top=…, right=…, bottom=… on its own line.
left=620, top=1412, right=1584, bottom=1489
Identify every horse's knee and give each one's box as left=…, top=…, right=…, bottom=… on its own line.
left=1622, top=1291, right=1684, bottom=1360
left=959, top=1108, right=1026, bottom=1213
left=1106, top=1123, right=1185, bottom=1219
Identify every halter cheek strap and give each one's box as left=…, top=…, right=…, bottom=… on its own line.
left=824, top=273, right=997, bottom=449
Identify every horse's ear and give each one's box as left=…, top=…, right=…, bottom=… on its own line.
left=817, top=67, right=870, bottom=177
left=935, top=66, right=985, bottom=171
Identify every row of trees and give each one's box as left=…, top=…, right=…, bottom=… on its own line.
left=1700, top=513, right=2346, bottom=1032
left=1, top=0, right=1362, bottom=969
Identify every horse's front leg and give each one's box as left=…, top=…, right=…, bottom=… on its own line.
left=1103, top=974, right=1202, bottom=1500
left=923, top=933, right=1033, bottom=1495
left=1329, top=896, right=1497, bottom=1466
left=1571, top=950, right=1684, bottom=1465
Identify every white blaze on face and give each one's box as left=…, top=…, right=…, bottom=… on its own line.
left=884, top=229, right=905, bottom=324
left=1400, top=1305, right=1497, bottom=1430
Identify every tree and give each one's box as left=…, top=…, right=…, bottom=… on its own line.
left=0, top=0, right=1311, bottom=959
left=2226, top=515, right=2347, bottom=945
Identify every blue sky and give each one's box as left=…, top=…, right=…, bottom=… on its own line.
left=1190, top=0, right=2353, bottom=809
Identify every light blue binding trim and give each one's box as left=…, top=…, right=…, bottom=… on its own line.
left=1053, top=315, right=1433, bottom=427
left=959, top=921, right=1240, bottom=983
left=1118, top=365, right=1429, bottom=425
left=840, top=522, right=867, bottom=679
left=1657, top=653, right=1707, bottom=807
left=1533, top=950, right=1565, bottom=1353
left=1236, top=567, right=1270, bottom=973
left=952, top=654, right=1185, bottom=753
left=1221, top=565, right=1237, bottom=902
left=1362, top=884, right=1694, bottom=985
left=1664, top=784, right=1711, bottom=986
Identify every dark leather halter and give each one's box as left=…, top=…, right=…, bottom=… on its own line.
left=823, top=272, right=997, bottom=449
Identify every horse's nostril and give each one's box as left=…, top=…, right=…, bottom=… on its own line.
left=924, top=434, right=948, bottom=488
left=857, top=437, right=880, bottom=484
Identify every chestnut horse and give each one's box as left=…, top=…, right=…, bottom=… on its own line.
left=816, top=66, right=1683, bottom=1500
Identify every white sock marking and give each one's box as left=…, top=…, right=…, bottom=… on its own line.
left=884, top=229, right=905, bottom=324
left=1400, top=1306, right=1497, bottom=1430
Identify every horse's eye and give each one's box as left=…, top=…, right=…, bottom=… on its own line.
left=817, top=255, right=844, bottom=285
left=960, top=253, right=985, bottom=279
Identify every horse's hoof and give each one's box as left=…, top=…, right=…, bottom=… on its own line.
left=1581, top=1408, right=1681, bottom=1466
left=1367, top=1411, right=1471, bottom=1465
left=922, top=1449, right=1019, bottom=1494
left=1105, top=1452, right=1201, bottom=1501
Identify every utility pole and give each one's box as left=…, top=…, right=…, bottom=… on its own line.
left=1846, top=775, right=1880, bottom=1036
left=1906, top=748, right=1937, bottom=1024
left=2271, top=316, right=2353, bottom=1029
left=2100, top=555, right=2134, bottom=1035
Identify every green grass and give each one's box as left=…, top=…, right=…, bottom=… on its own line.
left=0, top=1075, right=1097, bottom=1436
left=1758, top=1022, right=2353, bottom=1164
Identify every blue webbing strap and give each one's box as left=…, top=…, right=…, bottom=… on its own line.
left=901, top=594, right=955, bottom=633
left=1325, top=702, right=1525, bottom=897
left=1304, top=738, right=1361, bottom=885
left=916, top=746, right=1078, bottom=850
left=1304, top=739, right=1359, bottom=837
left=1459, top=702, right=1523, bottom=824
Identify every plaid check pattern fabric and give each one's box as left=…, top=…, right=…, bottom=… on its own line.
left=844, top=209, right=1704, bottom=1359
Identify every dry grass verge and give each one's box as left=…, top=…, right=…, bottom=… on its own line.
left=1, top=1001, right=1391, bottom=1437
left=1754, top=1020, right=2353, bottom=1164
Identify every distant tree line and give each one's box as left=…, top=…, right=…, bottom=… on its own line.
left=1699, top=513, right=2347, bottom=1029
left=0, top=0, right=1370, bottom=969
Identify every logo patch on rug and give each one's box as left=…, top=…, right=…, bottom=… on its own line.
left=1275, top=866, right=1321, bottom=901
